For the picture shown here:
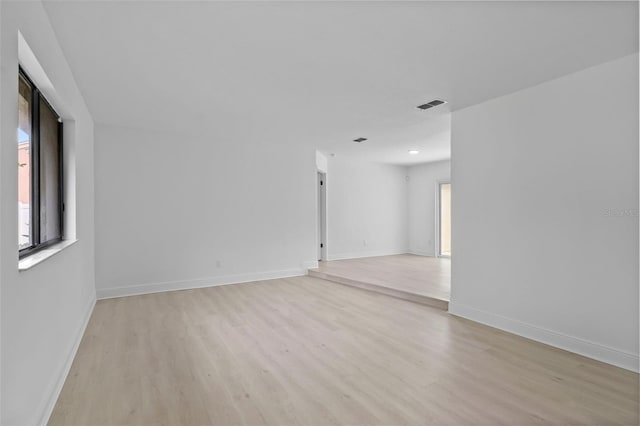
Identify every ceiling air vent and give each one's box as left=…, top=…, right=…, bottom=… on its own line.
left=417, top=99, right=447, bottom=110
left=353, top=137, right=367, bottom=143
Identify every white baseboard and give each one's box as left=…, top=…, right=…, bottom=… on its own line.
left=327, top=249, right=409, bottom=261
left=448, top=301, right=639, bottom=373
left=408, top=249, right=435, bottom=257
left=97, top=268, right=308, bottom=300
left=38, top=296, right=96, bottom=426
left=302, top=260, right=319, bottom=270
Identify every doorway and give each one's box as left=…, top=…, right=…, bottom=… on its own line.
left=317, top=171, right=327, bottom=261
left=437, top=182, right=451, bottom=257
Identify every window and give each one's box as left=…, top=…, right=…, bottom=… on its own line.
left=18, top=68, right=63, bottom=258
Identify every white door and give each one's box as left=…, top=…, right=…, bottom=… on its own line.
left=438, top=182, right=451, bottom=257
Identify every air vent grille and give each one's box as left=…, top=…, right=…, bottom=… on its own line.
left=417, top=99, right=447, bottom=110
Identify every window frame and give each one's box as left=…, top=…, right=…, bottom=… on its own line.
left=18, top=66, right=64, bottom=259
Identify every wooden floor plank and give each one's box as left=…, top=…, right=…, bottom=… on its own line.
left=49, top=276, right=638, bottom=426
left=309, top=254, right=450, bottom=307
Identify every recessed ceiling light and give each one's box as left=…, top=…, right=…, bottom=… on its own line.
left=408, top=150, right=420, bottom=155
left=353, top=138, right=367, bottom=143
left=417, top=99, right=447, bottom=110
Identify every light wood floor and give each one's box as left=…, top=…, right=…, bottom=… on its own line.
left=311, top=254, right=450, bottom=301
left=50, top=276, right=638, bottom=426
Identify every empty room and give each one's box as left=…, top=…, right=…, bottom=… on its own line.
left=0, top=1, right=638, bottom=426
left=311, top=130, right=452, bottom=309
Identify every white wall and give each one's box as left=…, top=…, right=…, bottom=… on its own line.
left=407, top=160, right=451, bottom=256
left=0, top=5, right=3, bottom=423
left=94, top=124, right=317, bottom=298
left=326, top=156, right=408, bottom=260
left=450, top=53, right=639, bottom=371
left=0, top=2, right=96, bottom=425
left=316, top=150, right=328, bottom=173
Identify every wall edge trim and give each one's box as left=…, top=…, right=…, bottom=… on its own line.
left=96, top=268, right=307, bottom=300
left=38, top=296, right=96, bottom=426
left=448, top=301, right=639, bottom=372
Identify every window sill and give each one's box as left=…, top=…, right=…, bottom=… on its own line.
left=18, top=239, right=78, bottom=272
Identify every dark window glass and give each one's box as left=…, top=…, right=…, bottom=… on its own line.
left=39, top=96, right=61, bottom=242
left=17, top=68, right=63, bottom=257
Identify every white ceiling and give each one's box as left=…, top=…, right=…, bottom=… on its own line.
left=43, top=1, right=638, bottom=165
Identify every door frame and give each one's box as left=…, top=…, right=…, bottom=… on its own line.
left=435, top=180, right=451, bottom=258
left=317, top=171, right=327, bottom=261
